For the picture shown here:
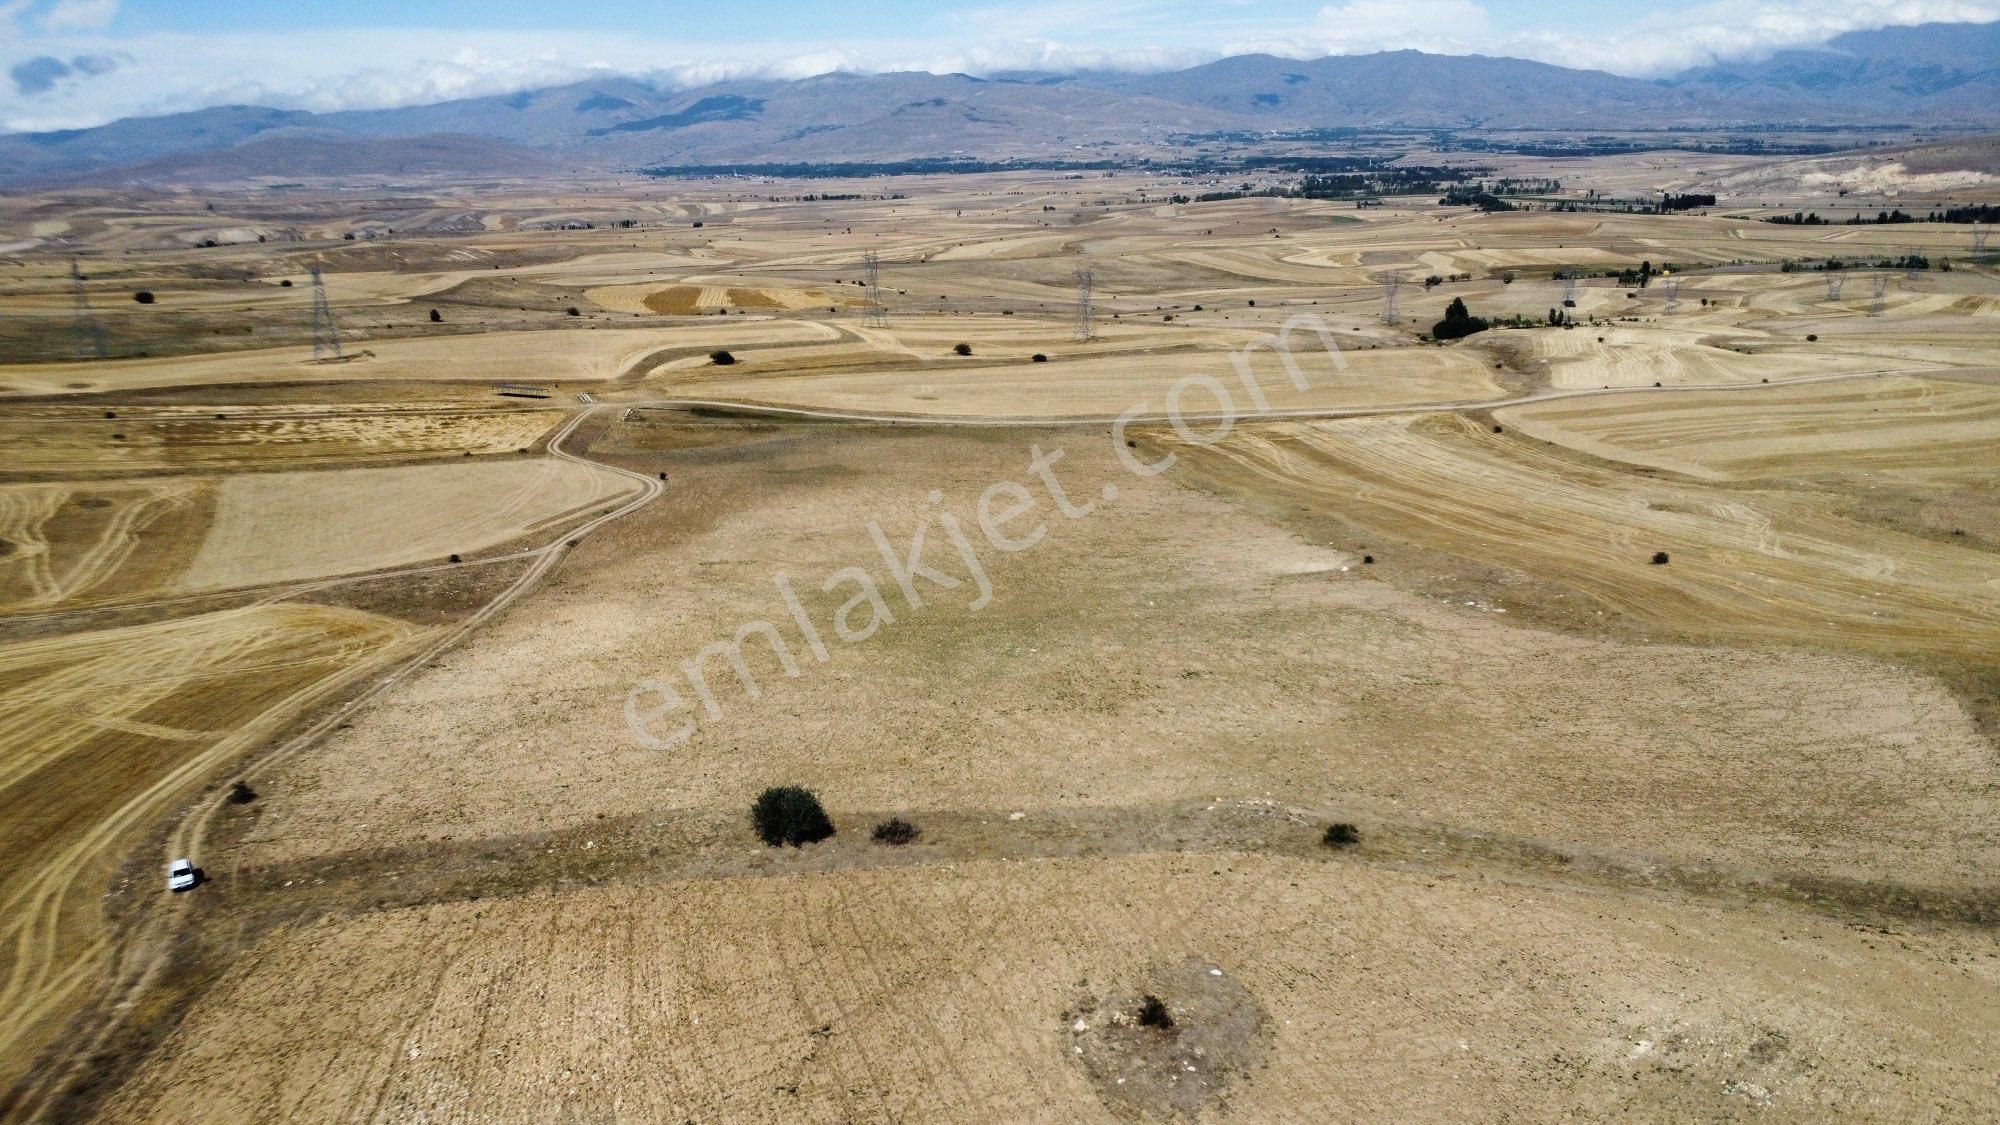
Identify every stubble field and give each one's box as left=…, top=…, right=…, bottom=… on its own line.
left=1, top=161, right=1997, bottom=1122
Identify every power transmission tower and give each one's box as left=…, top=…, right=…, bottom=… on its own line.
left=1560, top=274, right=1578, bottom=307
left=1869, top=272, right=1889, bottom=317
left=70, top=258, right=105, bottom=359
left=861, top=251, right=887, bottom=327
left=1825, top=272, right=1845, bottom=300
left=1380, top=273, right=1400, bottom=325
left=309, top=264, right=343, bottom=361
left=1663, top=278, right=1681, bottom=314
left=1975, top=222, right=1990, bottom=255
left=1073, top=267, right=1095, bottom=341
left=1903, top=246, right=1921, bottom=279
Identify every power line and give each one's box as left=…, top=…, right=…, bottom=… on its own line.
left=309, top=264, right=343, bottom=361
left=1074, top=267, right=1095, bottom=341
left=861, top=251, right=887, bottom=328
left=70, top=258, right=105, bottom=359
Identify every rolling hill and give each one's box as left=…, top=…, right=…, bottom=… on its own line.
left=2, top=20, right=1996, bottom=185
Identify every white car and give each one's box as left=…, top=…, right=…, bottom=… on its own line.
left=166, top=858, right=196, bottom=893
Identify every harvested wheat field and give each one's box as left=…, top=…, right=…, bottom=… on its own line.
left=0, top=404, right=563, bottom=477
left=107, top=854, right=2000, bottom=1122
left=2, top=147, right=1998, bottom=1125
left=1497, top=374, right=2000, bottom=482
left=0, top=605, right=428, bottom=1101
left=0, top=479, right=209, bottom=611
left=172, top=458, right=635, bottom=592
left=682, top=341, right=1503, bottom=418
left=0, top=324, right=838, bottom=398
left=1161, top=413, right=2000, bottom=660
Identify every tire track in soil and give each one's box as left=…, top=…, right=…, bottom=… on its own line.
left=5, top=404, right=661, bottom=1123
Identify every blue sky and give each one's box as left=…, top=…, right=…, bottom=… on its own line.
left=4, top=0, right=1997, bottom=130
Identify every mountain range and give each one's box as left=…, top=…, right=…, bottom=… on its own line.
left=5, top=20, right=1998, bottom=185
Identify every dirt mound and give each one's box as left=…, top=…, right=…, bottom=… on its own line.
left=1066, top=957, right=1269, bottom=1120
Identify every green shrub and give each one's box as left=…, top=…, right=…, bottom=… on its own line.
left=871, top=817, right=920, bottom=845
left=1322, top=822, right=1360, bottom=848
left=751, top=786, right=834, bottom=847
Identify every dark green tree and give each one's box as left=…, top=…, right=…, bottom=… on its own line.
left=1433, top=297, right=1489, bottom=341
left=751, top=786, right=835, bottom=847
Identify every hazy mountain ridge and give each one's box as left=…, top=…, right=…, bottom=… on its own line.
left=4, top=21, right=1997, bottom=185
left=1663, top=21, right=2000, bottom=115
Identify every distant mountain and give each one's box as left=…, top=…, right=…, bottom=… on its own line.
left=1666, top=21, right=2000, bottom=120
left=3, top=20, right=1997, bottom=186
left=318, top=71, right=1243, bottom=163
left=1086, top=51, right=1727, bottom=127
left=47, top=132, right=571, bottom=186
left=0, top=105, right=316, bottom=182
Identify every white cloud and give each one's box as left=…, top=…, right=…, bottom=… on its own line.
left=1492, top=0, right=2000, bottom=75
left=39, top=0, right=116, bottom=33
left=0, top=1, right=1994, bottom=131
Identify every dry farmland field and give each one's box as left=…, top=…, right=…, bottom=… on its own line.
left=2, top=162, right=1999, bottom=1124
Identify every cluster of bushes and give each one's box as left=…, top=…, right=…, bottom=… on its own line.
left=1439, top=189, right=1514, bottom=212
left=1432, top=297, right=1489, bottom=341
left=1659, top=193, right=1716, bottom=212
left=750, top=787, right=923, bottom=849
left=1780, top=254, right=1932, bottom=273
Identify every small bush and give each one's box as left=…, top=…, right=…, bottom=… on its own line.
left=751, top=786, right=834, bottom=847
left=227, top=780, right=257, bottom=805
left=871, top=817, right=920, bottom=846
left=1137, top=995, right=1174, bottom=1029
left=133, top=291, right=155, bottom=304
left=1031, top=353, right=1048, bottom=363
left=1361, top=554, right=1374, bottom=565
left=1323, top=822, right=1360, bottom=848
left=429, top=308, right=442, bottom=323
left=953, top=342, right=972, bottom=356
left=566, top=306, right=581, bottom=317
left=1651, top=551, right=1670, bottom=565
left=710, top=349, right=736, bottom=365
left=279, top=279, right=293, bottom=287
left=1806, top=334, right=1818, bottom=341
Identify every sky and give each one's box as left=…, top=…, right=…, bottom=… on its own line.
left=3, top=0, right=1997, bottom=131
